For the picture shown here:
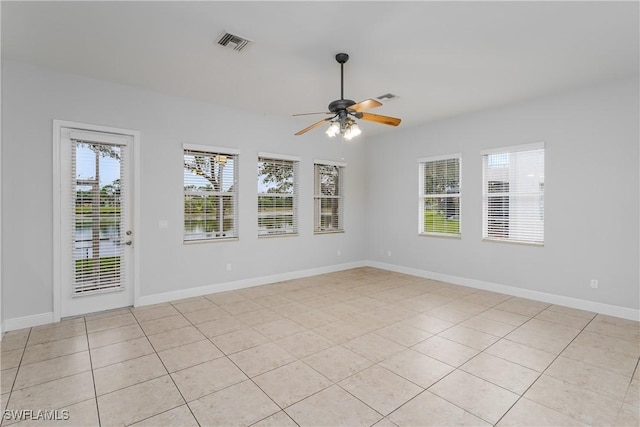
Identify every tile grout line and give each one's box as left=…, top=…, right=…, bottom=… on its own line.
left=83, top=316, right=102, bottom=427
left=1, top=328, right=32, bottom=427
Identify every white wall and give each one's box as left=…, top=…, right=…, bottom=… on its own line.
left=366, top=77, right=639, bottom=310
left=1, top=61, right=368, bottom=321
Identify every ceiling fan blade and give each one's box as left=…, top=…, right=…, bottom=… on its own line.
left=349, top=99, right=382, bottom=113
left=292, top=112, right=332, bottom=117
left=360, top=112, right=402, bottom=127
left=295, top=118, right=332, bottom=136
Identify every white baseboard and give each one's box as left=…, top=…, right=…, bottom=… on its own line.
left=366, top=260, right=640, bottom=321
left=137, top=261, right=367, bottom=307
left=3, top=312, right=54, bottom=332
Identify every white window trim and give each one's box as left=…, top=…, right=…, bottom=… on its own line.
left=257, top=153, right=299, bottom=238
left=183, top=145, right=239, bottom=243
left=481, top=141, right=544, bottom=155
left=314, top=161, right=345, bottom=234
left=418, top=153, right=462, bottom=238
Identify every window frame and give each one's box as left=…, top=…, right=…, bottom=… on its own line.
left=183, top=144, right=240, bottom=243
left=314, top=160, right=346, bottom=234
left=257, top=152, right=300, bottom=238
left=418, top=153, right=462, bottom=238
left=481, top=142, right=545, bottom=246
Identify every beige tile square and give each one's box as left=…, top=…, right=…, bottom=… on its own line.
left=90, top=336, right=154, bottom=369
left=88, top=324, right=144, bottom=349
left=313, top=320, right=367, bottom=343
left=253, top=319, right=306, bottom=341
left=342, top=333, right=405, bottom=363
left=196, top=316, right=247, bottom=338
left=158, top=339, right=223, bottom=373
left=379, top=349, right=453, bottom=388
left=545, top=356, right=631, bottom=401
left=0, top=329, right=30, bottom=352
left=438, top=325, right=500, bottom=350
left=252, top=411, right=298, bottom=427
left=1, top=392, right=8, bottom=412
left=506, top=319, right=580, bottom=354
left=485, top=339, right=556, bottom=372
left=459, top=316, right=516, bottom=337
left=275, top=330, right=334, bottom=358
left=14, top=351, right=91, bottom=390
left=139, top=315, right=190, bottom=336
left=97, top=375, right=184, bottom=426
left=221, top=299, right=263, bottom=315
left=253, top=360, right=332, bottom=408
left=426, top=306, right=474, bottom=323
left=172, top=297, right=216, bottom=314
left=374, top=322, right=432, bottom=347
left=285, top=385, right=382, bottom=427
left=303, top=345, right=372, bottom=382
left=388, top=390, right=490, bottom=427
left=10, top=398, right=100, bottom=427
left=204, top=291, right=246, bottom=305
left=524, top=374, right=621, bottom=426
left=27, top=322, right=86, bottom=346
left=412, top=336, right=478, bottom=367
left=1, top=368, right=17, bottom=394
left=561, top=331, right=639, bottom=377
left=585, top=314, right=640, bottom=343
left=282, top=310, right=338, bottom=329
left=147, top=326, right=206, bottom=352
left=7, top=371, right=95, bottom=411
left=170, top=357, right=247, bottom=402
left=534, top=309, right=592, bottom=329
left=441, top=300, right=489, bottom=315
left=494, top=298, right=549, bottom=317
left=497, top=398, right=586, bottom=426
left=211, top=328, right=269, bottom=355
left=86, top=312, right=137, bottom=333
left=402, top=314, right=455, bottom=334
left=461, top=352, right=540, bottom=394
left=1, top=348, right=24, bottom=370
left=189, top=380, right=280, bottom=426
left=339, top=365, right=422, bottom=415
left=131, top=404, right=198, bottom=426
left=430, top=370, right=519, bottom=424
left=132, top=304, right=180, bottom=323
left=94, top=353, right=167, bottom=395
left=254, top=294, right=294, bottom=308
left=20, top=335, right=88, bottom=366
left=478, top=308, right=530, bottom=327
left=616, top=402, right=640, bottom=427
left=183, top=306, right=229, bottom=324
left=229, top=342, right=296, bottom=377
left=546, top=304, right=596, bottom=320
left=234, top=309, right=283, bottom=326
left=461, top=290, right=512, bottom=307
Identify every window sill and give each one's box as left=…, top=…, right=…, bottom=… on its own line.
left=183, top=237, right=239, bottom=245
left=419, top=233, right=461, bottom=239
left=482, top=238, right=544, bottom=247
left=314, top=230, right=345, bottom=235
left=258, top=233, right=299, bottom=239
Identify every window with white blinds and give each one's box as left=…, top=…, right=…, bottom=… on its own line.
left=419, top=155, right=461, bottom=236
left=183, top=146, right=238, bottom=241
left=257, top=154, right=299, bottom=237
left=314, top=162, right=345, bottom=233
left=482, top=142, right=545, bottom=245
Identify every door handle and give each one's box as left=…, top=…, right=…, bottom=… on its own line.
left=124, top=241, right=133, bottom=246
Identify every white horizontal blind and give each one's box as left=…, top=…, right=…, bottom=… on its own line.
left=71, top=138, right=126, bottom=294
left=482, top=145, right=545, bottom=244
left=257, top=156, right=298, bottom=236
left=419, top=155, right=461, bottom=236
left=184, top=148, right=238, bottom=241
left=314, top=163, right=344, bottom=233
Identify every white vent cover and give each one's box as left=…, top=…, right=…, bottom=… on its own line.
left=216, top=31, right=252, bottom=51
left=376, top=93, right=400, bottom=101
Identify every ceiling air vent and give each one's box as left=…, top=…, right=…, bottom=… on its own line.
left=216, top=31, right=252, bottom=52
left=376, top=93, right=400, bottom=101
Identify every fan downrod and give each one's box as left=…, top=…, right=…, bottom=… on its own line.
left=335, top=53, right=349, bottom=64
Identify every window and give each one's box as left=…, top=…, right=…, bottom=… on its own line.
left=482, top=142, right=545, bottom=245
left=257, top=153, right=299, bottom=236
left=183, top=145, right=238, bottom=242
left=419, top=155, right=461, bottom=236
left=314, top=161, right=345, bottom=233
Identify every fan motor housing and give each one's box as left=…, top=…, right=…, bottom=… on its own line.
left=328, top=99, right=356, bottom=113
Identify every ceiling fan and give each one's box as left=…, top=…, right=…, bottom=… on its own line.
left=293, top=53, right=401, bottom=139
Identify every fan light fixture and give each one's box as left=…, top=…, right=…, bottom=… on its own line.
left=325, top=118, right=361, bottom=140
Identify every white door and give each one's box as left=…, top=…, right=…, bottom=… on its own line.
left=59, top=127, right=134, bottom=317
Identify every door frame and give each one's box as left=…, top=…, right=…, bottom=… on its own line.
left=53, top=120, right=141, bottom=322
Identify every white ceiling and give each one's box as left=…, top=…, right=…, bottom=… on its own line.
left=2, top=1, right=638, bottom=136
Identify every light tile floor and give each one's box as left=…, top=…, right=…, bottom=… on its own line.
left=1, top=268, right=639, bottom=426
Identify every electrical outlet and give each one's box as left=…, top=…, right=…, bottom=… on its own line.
left=590, top=279, right=598, bottom=289
left=226, top=263, right=232, bottom=272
